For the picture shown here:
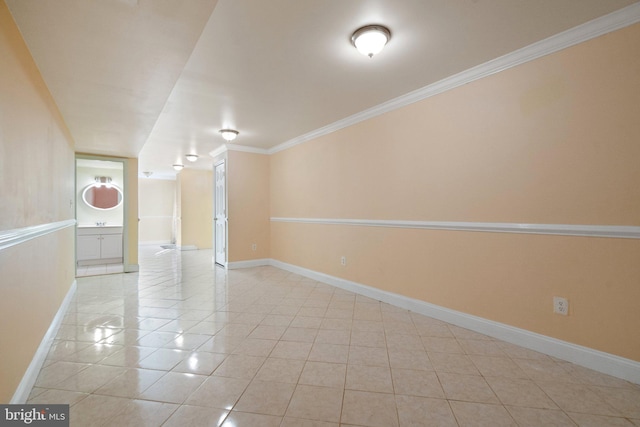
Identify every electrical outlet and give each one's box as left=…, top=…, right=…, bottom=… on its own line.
left=341, top=256, right=347, bottom=266
left=553, top=296, right=569, bottom=315
left=251, top=243, right=257, bottom=251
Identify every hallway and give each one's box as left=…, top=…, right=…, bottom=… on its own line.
left=27, top=246, right=640, bottom=426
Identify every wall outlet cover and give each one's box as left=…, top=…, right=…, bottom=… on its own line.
left=553, top=296, right=569, bottom=315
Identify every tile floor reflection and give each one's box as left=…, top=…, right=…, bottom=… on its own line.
left=29, top=246, right=640, bottom=426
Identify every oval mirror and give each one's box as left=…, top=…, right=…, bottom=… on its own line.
left=82, top=184, right=123, bottom=210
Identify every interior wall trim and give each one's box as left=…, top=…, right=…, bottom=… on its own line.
left=209, top=144, right=268, bottom=159
left=228, top=258, right=272, bottom=270
left=226, top=144, right=268, bottom=155
left=268, top=3, right=640, bottom=155
left=11, top=280, right=77, bottom=404
left=0, top=219, right=77, bottom=252
left=125, top=264, right=140, bottom=273
left=264, top=258, right=640, bottom=384
left=270, top=217, right=640, bottom=240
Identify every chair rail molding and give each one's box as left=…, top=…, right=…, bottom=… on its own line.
left=0, top=219, right=77, bottom=251
left=270, top=217, right=640, bottom=239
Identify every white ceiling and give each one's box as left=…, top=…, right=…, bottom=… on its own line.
left=7, top=0, right=638, bottom=178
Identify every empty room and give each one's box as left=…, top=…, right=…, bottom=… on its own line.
left=1, top=1, right=639, bottom=425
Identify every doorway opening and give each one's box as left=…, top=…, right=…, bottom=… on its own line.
left=75, top=156, right=127, bottom=277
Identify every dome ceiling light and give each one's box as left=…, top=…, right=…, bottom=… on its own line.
left=173, top=164, right=184, bottom=171
left=351, top=25, right=391, bottom=58
left=185, top=154, right=199, bottom=162
left=219, top=129, right=239, bottom=141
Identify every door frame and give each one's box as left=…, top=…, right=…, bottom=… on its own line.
left=75, top=154, right=131, bottom=275
left=213, top=158, right=228, bottom=267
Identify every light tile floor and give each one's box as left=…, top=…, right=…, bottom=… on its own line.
left=29, top=246, right=640, bottom=426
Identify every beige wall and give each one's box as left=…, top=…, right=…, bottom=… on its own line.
left=228, top=151, right=270, bottom=262
left=139, top=178, right=175, bottom=244
left=270, top=24, right=640, bottom=361
left=0, top=0, right=76, bottom=402
left=125, top=158, right=138, bottom=268
left=176, top=169, right=213, bottom=249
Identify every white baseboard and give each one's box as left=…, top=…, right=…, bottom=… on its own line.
left=11, top=280, right=78, bottom=403
left=227, top=258, right=270, bottom=269
left=125, top=264, right=139, bottom=273
left=77, top=257, right=123, bottom=266
left=179, top=245, right=198, bottom=251
left=265, top=259, right=640, bottom=384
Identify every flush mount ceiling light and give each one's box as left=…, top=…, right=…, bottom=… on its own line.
left=173, top=164, right=184, bottom=171
left=351, top=25, right=391, bottom=58
left=219, top=129, right=239, bottom=141
left=142, top=171, right=153, bottom=178
left=185, top=154, right=199, bottom=162
left=94, top=176, right=112, bottom=187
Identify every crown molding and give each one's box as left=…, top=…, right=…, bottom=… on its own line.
left=209, top=144, right=268, bottom=159
left=226, top=144, right=269, bottom=154
left=209, top=145, right=228, bottom=159
left=268, top=3, right=640, bottom=155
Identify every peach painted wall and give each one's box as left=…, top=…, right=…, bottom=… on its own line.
left=139, top=178, right=176, bottom=244
left=125, top=158, right=139, bottom=268
left=0, top=1, right=76, bottom=401
left=177, top=169, right=213, bottom=249
left=227, top=151, right=271, bottom=262
left=270, top=24, right=640, bottom=361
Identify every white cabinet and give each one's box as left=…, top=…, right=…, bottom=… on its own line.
left=77, top=226, right=123, bottom=265
left=77, top=235, right=102, bottom=261
left=100, top=234, right=123, bottom=259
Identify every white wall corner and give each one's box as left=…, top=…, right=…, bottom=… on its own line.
left=209, top=145, right=228, bottom=159
left=225, top=144, right=269, bottom=155
left=11, top=280, right=78, bottom=404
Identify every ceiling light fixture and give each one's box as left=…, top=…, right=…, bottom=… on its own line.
left=94, top=176, right=112, bottom=187
left=219, top=129, right=239, bottom=141
left=173, top=164, right=184, bottom=171
left=185, top=154, right=199, bottom=162
left=142, top=171, right=153, bottom=178
left=351, top=25, right=391, bottom=58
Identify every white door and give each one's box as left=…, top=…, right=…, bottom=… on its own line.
left=214, top=161, right=227, bottom=266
